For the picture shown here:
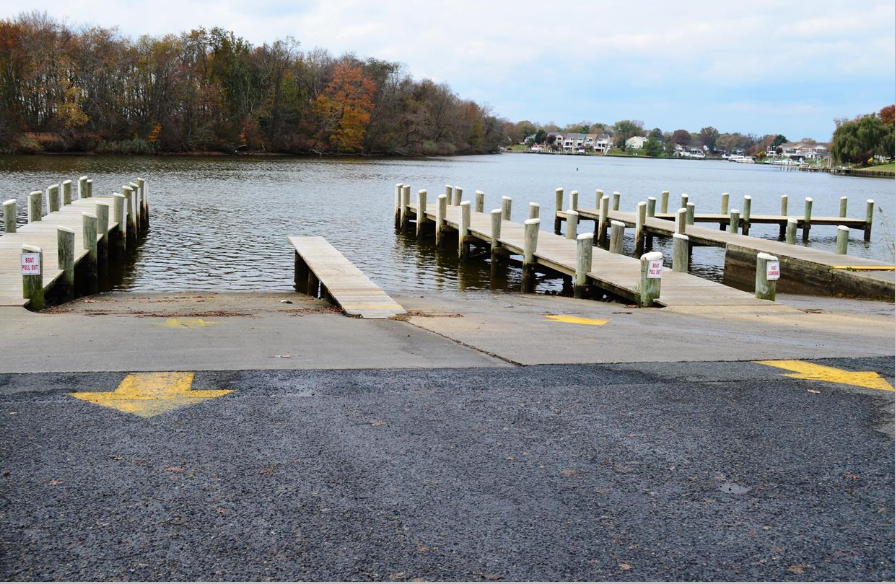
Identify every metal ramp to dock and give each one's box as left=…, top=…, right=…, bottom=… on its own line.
left=288, top=236, right=405, bottom=319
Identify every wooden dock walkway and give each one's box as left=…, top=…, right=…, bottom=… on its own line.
left=1, top=178, right=148, bottom=308
left=289, top=236, right=405, bottom=319
left=404, top=200, right=783, bottom=309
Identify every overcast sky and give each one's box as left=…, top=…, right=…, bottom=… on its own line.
left=3, top=0, right=894, bottom=140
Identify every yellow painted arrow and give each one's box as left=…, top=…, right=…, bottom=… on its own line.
left=70, top=372, right=234, bottom=417
left=154, top=318, right=217, bottom=328
left=544, top=315, right=609, bottom=326
left=756, top=360, right=894, bottom=392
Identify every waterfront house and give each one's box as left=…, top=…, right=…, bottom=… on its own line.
left=625, top=136, right=648, bottom=150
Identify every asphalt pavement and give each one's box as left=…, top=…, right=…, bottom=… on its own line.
left=1, top=357, right=893, bottom=581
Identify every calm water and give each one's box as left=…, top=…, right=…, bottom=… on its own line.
left=1, top=154, right=893, bottom=295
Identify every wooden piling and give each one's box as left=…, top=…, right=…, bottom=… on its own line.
left=574, top=233, right=592, bottom=299
left=78, top=176, right=88, bottom=199
left=435, top=194, right=448, bottom=246
left=393, top=183, right=403, bottom=229
left=307, top=269, right=320, bottom=298
left=502, top=196, right=512, bottom=221
left=570, top=190, right=579, bottom=211
left=728, top=209, right=740, bottom=234
left=660, top=191, right=669, bottom=214
left=475, top=190, right=485, bottom=213
left=839, top=196, right=847, bottom=218
left=3, top=199, right=16, bottom=233
left=458, top=201, right=472, bottom=259
left=755, top=252, right=778, bottom=301
left=680, top=193, right=688, bottom=210
left=566, top=210, right=578, bottom=239
left=634, top=202, right=647, bottom=255
left=123, top=186, right=137, bottom=246
left=112, top=194, right=127, bottom=257
left=802, top=197, right=812, bottom=241
left=96, top=201, right=110, bottom=275
left=609, top=220, right=625, bottom=254
left=82, top=212, right=98, bottom=294
left=553, top=188, right=564, bottom=234
left=62, top=180, right=72, bottom=206
left=28, top=191, right=42, bottom=222
left=57, top=227, right=75, bottom=302
left=48, top=184, right=60, bottom=213
left=647, top=197, right=656, bottom=217
left=595, top=189, right=604, bottom=209
left=445, top=185, right=452, bottom=200
left=452, top=187, right=463, bottom=206
left=685, top=202, right=695, bottom=226
left=742, top=196, right=752, bottom=235
left=400, top=185, right=411, bottom=232
left=780, top=194, right=788, bottom=216
left=835, top=225, right=849, bottom=255
left=672, top=233, right=689, bottom=272
left=137, top=178, right=148, bottom=226
left=675, top=208, right=687, bottom=234
left=864, top=199, right=874, bottom=242
left=612, top=191, right=620, bottom=211
left=416, top=190, right=427, bottom=239
left=86, top=179, right=93, bottom=198
left=720, top=193, right=729, bottom=214
left=21, top=244, right=44, bottom=310
left=129, top=182, right=141, bottom=230
left=528, top=202, right=540, bottom=220
left=785, top=218, right=797, bottom=244
left=521, top=218, right=540, bottom=293
left=639, top=251, right=663, bottom=307
left=596, top=196, right=609, bottom=247
left=490, top=209, right=502, bottom=278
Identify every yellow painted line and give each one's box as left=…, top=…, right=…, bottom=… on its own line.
left=70, top=372, right=234, bottom=417
left=756, top=360, right=894, bottom=392
left=154, top=318, right=217, bottom=328
left=831, top=266, right=895, bottom=271
left=544, top=314, right=609, bottom=326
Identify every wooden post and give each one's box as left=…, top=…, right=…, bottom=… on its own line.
left=835, top=225, right=849, bottom=255
left=86, top=179, right=93, bottom=198
left=21, top=244, right=44, bottom=310
left=82, top=212, right=98, bottom=294
left=28, top=191, right=42, bottom=222
left=785, top=218, right=798, bottom=244
left=435, top=194, right=447, bottom=246
left=416, top=190, right=427, bottom=239
left=528, top=202, right=540, bottom=219
left=570, top=190, right=578, bottom=211
left=639, top=251, right=663, bottom=307
left=78, top=176, right=88, bottom=199
left=864, top=199, right=874, bottom=242
left=680, top=193, right=689, bottom=210
left=57, top=226, right=75, bottom=302
left=123, top=186, right=137, bottom=246
left=646, top=197, right=656, bottom=217
left=112, top=194, right=127, bottom=257
left=475, top=190, right=485, bottom=213
left=553, top=188, right=563, bottom=234
left=742, top=196, right=752, bottom=235
left=839, top=197, right=847, bottom=218
left=3, top=199, right=16, bottom=233
left=660, top=191, right=669, bottom=214
left=96, top=201, right=110, bottom=276
left=612, top=191, right=620, bottom=211
left=445, top=185, right=452, bottom=201
left=400, top=185, right=410, bottom=232
left=634, top=201, right=646, bottom=255
left=458, top=201, right=471, bottom=259
left=566, top=210, right=578, bottom=239
left=521, top=218, right=539, bottom=293
left=137, top=178, right=148, bottom=226
left=501, top=196, right=512, bottom=221
left=685, top=202, right=695, bottom=226
left=672, top=233, right=689, bottom=272
left=596, top=196, right=609, bottom=247
left=802, top=197, right=812, bottom=241
left=728, top=209, right=740, bottom=234
left=129, top=182, right=141, bottom=232
left=574, top=233, right=592, bottom=299
left=721, top=192, right=730, bottom=214
left=48, top=184, right=60, bottom=213
left=595, top=189, right=604, bottom=209
left=452, top=186, right=463, bottom=206
left=609, top=220, right=625, bottom=254
left=393, top=183, right=403, bottom=229
left=62, top=180, right=72, bottom=206
left=780, top=194, right=788, bottom=216
left=490, top=209, right=502, bottom=278
left=755, top=252, right=778, bottom=301
left=307, top=269, right=320, bottom=298
left=675, top=208, right=687, bottom=234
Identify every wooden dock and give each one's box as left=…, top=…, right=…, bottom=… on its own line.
left=289, top=236, right=405, bottom=319
left=1, top=178, right=149, bottom=308
left=401, top=194, right=785, bottom=310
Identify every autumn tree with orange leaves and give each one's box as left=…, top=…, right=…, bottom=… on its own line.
left=314, top=62, right=376, bottom=152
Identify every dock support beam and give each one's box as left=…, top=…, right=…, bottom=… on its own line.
left=458, top=201, right=472, bottom=260
left=728, top=209, right=740, bottom=234
left=400, top=185, right=410, bottom=232
left=634, top=202, right=646, bottom=256
left=22, top=244, right=44, bottom=310
left=435, top=194, right=447, bottom=246
left=802, top=197, right=812, bottom=241
left=755, top=253, right=778, bottom=301
left=393, top=183, right=403, bottom=229
left=82, top=212, right=98, bottom=295
left=672, top=233, right=689, bottom=272
left=521, top=218, right=539, bottom=293
left=864, top=200, right=874, bottom=242
left=3, top=199, right=16, bottom=233
left=741, top=196, right=752, bottom=235
left=639, top=251, right=663, bottom=307
left=785, top=218, right=797, bottom=244
left=96, top=202, right=110, bottom=279
left=566, top=210, right=578, bottom=240
left=575, top=233, right=592, bottom=299
left=490, top=209, right=503, bottom=278
left=112, top=194, right=127, bottom=257
left=609, top=220, right=625, bottom=254
left=553, top=188, right=563, bottom=234
left=57, top=227, right=75, bottom=302
left=416, top=190, right=427, bottom=239
left=137, top=178, right=149, bottom=228
left=596, top=195, right=609, bottom=247
left=835, top=225, right=849, bottom=255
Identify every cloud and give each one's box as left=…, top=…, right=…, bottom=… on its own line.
left=2, top=0, right=893, bottom=138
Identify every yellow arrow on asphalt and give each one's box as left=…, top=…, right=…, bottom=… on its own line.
left=70, top=372, right=234, bottom=417
left=756, top=360, right=894, bottom=392
left=544, top=315, right=609, bottom=326
left=154, top=318, right=217, bottom=328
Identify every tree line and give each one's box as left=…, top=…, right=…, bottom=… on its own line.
left=0, top=13, right=505, bottom=156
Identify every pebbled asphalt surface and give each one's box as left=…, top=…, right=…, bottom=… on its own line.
left=0, top=357, right=893, bottom=581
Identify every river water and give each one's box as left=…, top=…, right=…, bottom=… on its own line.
left=1, top=154, right=893, bottom=295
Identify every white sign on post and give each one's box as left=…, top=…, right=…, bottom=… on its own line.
left=766, top=261, right=780, bottom=281
left=647, top=259, right=663, bottom=279
left=21, top=253, right=41, bottom=275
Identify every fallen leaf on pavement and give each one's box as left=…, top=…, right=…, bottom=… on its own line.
left=370, top=420, right=386, bottom=427
left=164, top=466, right=184, bottom=473
left=788, top=565, right=805, bottom=574
left=807, top=389, right=821, bottom=394
left=619, top=562, right=632, bottom=571
left=48, top=478, right=63, bottom=485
